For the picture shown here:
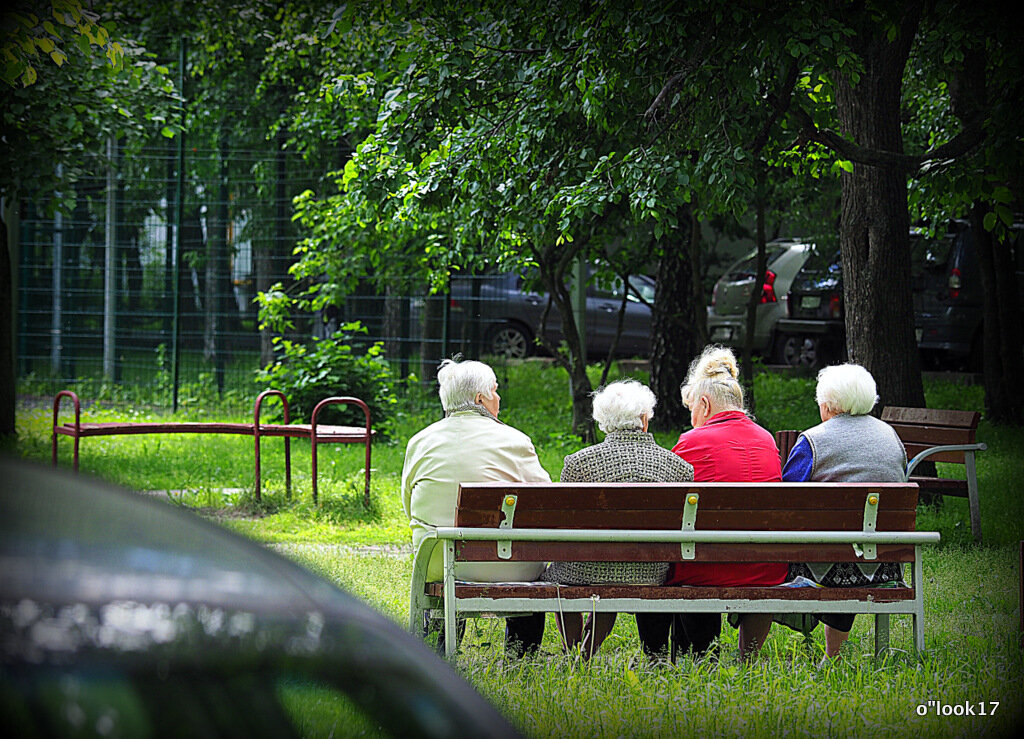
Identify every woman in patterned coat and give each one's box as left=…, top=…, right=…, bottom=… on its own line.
left=541, top=380, right=693, bottom=658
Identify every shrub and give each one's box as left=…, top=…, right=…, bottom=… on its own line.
left=255, top=323, right=397, bottom=438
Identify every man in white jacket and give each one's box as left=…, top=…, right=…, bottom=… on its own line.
left=402, top=358, right=550, bottom=656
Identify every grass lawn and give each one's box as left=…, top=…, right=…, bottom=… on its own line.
left=12, top=361, right=1024, bottom=737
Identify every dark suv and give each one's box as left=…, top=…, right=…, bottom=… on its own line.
left=774, top=222, right=1016, bottom=370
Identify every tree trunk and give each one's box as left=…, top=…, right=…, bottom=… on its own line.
left=204, top=138, right=230, bottom=393
left=972, top=203, right=1024, bottom=423
left=741, top=167, right=768, bottom=415
left=534, top=243, right=595, bottom=442
left=419, top=292, right=445, bottom=381
left=835, top=6, right=927, bottom=412
left=258, top=130, right=290, bottom=368
left=650, top=207, right=704, bottom=431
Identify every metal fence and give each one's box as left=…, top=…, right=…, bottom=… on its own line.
left=13, top=138, right=528, bottom=403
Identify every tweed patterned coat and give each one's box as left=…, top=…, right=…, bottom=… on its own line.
left=541, top=430, right=694, bottom=585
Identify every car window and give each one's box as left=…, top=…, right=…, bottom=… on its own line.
left=724, top=246, right=788, bottom=281
left=911, top=233, right=955, bottom=273
left=796, top=248, right=841, bottom=276
left=588, top=274, right=656, bottom=303
left=628, top=276, right=656, bottom=304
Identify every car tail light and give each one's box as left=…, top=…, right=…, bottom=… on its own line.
left=829, top=293, right=842, bottom=319
left=450, top=297, right=462, bottom=310
left=759, top=270, right=777, bottom=303
left=948, top=267, right=962, bottom=300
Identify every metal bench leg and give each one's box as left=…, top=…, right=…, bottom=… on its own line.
left=913, top=552, right=925, bottom=655
left=363, top=434, right=372, bottom=508
left=874, top=614, right=889, bottom=659
left=965, top=451, right=982, bottom=542
left=443, top=540, right=457, bottom=659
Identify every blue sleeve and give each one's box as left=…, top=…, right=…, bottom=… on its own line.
left=782, top=436, right=814, bottom=482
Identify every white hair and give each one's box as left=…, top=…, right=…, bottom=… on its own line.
left=592, top=380, right=657, bottom=433
left=680, top=345, right=745, bottom=412
left=437, top=358, right=497, bottom=412
left=815, top=363, right=878, bottom=416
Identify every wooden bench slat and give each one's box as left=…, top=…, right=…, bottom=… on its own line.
left=887, top=423, right=976, bottom=446
left=59, top=422, right=258, bottom=436
left=56, top=421, right=371, bottom=441
left=456, top=483, right=918, bottom=513
left=453, top=541, right=917, bottom=563
left=455, top=508, right=917, bottom=531
left=903, top=442, right=969, bottom=464
left=426, top=583, right=915, bottom=602
left=909, top=476, right=968, bottom=496
left=881, top=407, right=980, bottom=429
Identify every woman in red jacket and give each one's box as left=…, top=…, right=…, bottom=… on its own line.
left=636, top=346, right=784, bottom=661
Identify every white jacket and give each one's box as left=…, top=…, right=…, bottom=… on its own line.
left=401, top=409, right=551, bottom=582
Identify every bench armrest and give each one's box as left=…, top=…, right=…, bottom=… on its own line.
left=905, top=443, right=987, bottom=478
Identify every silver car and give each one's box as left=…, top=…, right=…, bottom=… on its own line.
left=706, top=239, right=812, bottom=362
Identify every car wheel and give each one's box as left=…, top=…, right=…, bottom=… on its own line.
left=781, top=335, right=828, bottom=370
left=485, top=323, right=532, bottom=359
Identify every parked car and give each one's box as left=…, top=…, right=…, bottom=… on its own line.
left=913, top=221, right=1024, bottom=370
left=774, top=221, right=1022, bottom=370
left=0, top=458, right=520, bottom=739
left=447, top=269, right=657, bottom=359
left=706, top=239, right=812, bottom=362
left=773, top=246, right=846, bottom=369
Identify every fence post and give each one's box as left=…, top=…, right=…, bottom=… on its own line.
left=102, top=135, right=117, bottom=382
left=50, top=166, right=62, bottom=375
left=171, top=36, right=186, bottom=412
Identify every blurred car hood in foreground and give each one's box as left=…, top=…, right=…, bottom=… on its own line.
left=0, top=457, right=519, bottom=738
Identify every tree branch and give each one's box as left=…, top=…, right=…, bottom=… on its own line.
left=787, top=104, right=985, bottom=173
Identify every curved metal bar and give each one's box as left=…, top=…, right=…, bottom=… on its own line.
left=310, top=396, right=373, bottom=507
left=52, top=390, right=81, bottom=471
left=905, top=442, right=987, bottom=478
left=253, top=389, right=291, bottom=501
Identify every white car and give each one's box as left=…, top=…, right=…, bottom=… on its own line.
left=706, top=239, right=813, bottom=362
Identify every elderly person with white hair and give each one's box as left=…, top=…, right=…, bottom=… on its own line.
left=541, top=380, right=693, bottom=658
left=782, top=363, right=908, bottom=661
left=401, top=358, right=551, bottom=657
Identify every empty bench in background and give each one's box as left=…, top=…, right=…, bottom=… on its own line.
left=51, top=389, right=374, bottom=505
left=881, top=406, right=986, bottom=542
left=409, top=481, right=939, bottom=660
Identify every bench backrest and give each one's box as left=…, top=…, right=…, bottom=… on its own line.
left=881, top=406, right=980, bottom=465
left=453, top=481, right=919, bottom=565
left=775, top=429, right=801, bottom=464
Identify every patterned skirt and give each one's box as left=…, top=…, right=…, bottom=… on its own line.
left=788, top=561, right=906, bottom=587
left=541, top=561, right=669, bottom=586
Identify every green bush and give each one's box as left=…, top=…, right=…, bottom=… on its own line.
left=255, top=323, right=397, bottom=438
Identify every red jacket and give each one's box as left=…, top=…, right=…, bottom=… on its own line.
left=667, top=410, right=788, bottom=587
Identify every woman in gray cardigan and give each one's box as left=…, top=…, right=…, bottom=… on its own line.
left=542, top=380, right=693, bottom=658
left=782, top=363, right=907, bottom=662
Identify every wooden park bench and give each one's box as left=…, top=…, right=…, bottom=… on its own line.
left=881, top=407, right=986, bottom=542
left=409, top=481, right=939, bottom=659
left=51, top=389, right=374, bottom=505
